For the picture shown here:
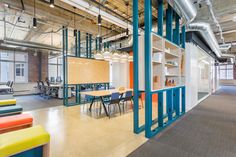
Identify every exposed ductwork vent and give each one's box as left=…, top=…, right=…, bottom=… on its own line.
left=0, top=38, right=61, bottom=52
left=187, top=22, right=235, bottom=63
left=165, top=0, right=197, bottom=25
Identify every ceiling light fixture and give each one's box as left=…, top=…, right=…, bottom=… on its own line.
left=125, top=2, right=129, bottom=37
left=49, top=0, right=55, bottom=8
left=4, top=3, right=9, bottom=7
left=33, top=0, right=37, bottom=28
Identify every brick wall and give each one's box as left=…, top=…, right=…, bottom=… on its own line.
left=28, top=52, right=48, bottom=82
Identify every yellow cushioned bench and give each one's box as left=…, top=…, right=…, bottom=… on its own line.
left=0, top=125, right=50, bottom=157
left=0, top=99, right=16, bottom=107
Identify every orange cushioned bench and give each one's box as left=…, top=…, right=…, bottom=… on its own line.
left=0, top=114, right=33, bottom=134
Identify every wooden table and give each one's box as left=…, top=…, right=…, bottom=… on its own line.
left=81, top=89, right=132, bottom=117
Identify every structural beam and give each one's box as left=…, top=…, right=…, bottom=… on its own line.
left=158, top=0, right=163, bottom=36
left=181, top=26, right=186, bottom=48
left=166, top=4, right=173, bottom=42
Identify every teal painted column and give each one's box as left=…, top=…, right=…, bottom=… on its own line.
left=173, top=13, right=180, bottom=45
left=86, top=33, right=89, bottom=58
left=133, top=0, right=141, bottom=134
left=158, top=0, right=163, bottom=36
left=166, top=4, right=173, bottom=42
left=89, top=34, right=92, bottom=58
left=144, top=0, right=153, bottom=138
left=78, top=31, right=81, bottom=57
left=75, top=30, right=78, bottom=57
left=181, top=26, right=186, bottom=48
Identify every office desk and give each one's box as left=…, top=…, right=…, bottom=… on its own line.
left=82, top=89, right=132, bottom=117
left=48, top=84, right=73, bottom=98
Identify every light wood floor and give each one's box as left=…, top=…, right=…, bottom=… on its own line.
left=25, top=104, right=148, bottom=157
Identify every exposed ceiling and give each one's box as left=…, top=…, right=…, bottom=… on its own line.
left=192, top=0, right=236, bottom=55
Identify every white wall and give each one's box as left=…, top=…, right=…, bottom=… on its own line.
left=185, top=43, right=219, bottom=111
left=111, top=62, right=129, bottom=88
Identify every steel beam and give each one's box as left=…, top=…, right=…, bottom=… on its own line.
left=166, top=4, right=173, bottom=42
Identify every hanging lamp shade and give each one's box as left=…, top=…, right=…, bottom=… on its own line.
left=33, top=17, right=37, bottom=28
left=112, top=50, right=121, bottom=62
left=120, top=52, right=129, bottom=63
left=128, top=55, right=133, bottom=62
left=103, top=49, right=111, bottom=61
left=49, top=0, right=54, bottom=8
left=94, top=50, right=103, bottom=60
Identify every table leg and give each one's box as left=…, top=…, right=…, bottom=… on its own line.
left=100, top=96, right=109, bottom=117
left=89, top=96, right=95, bottom=111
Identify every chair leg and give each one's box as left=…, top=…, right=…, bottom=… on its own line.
left=123, top=102, right=125, bottom=113
left=118, top=103, right=122, bottom=115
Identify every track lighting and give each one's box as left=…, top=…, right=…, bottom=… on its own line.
left=49, top=0, right=54, bottom=8
left=33, top=17, right=37, bottom=28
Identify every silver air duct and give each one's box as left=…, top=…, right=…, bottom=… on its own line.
left=187, top=22, right=222, bottom=58
left=187, top=22, right=235, bottom=63
left=166, top=0, right=197, bottom=25
left=0, top=39, right=61, bottom=52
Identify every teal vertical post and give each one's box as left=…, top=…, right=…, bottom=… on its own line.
left=95, top=38, right=98, bottom=50
left=166, top=90, right=173, bottom=121
left=89, top=34, right=92, bottom=58
left=62, top=26, right=66, bottom=106
left=158, top=0, right=163, bottom=36
left=75, top=30, right=78, bottom=56
left=181, top=26, right=186, bottom=48
left=174, top=89, right=180, bottom=117
left=166, top=4, right=173, bottom=42
left=133, top=0, right=140, bottom=134
left=86, top=33, right=89, bottom=58
left=182, top=87, right=186, bottom=113
left=78, top=31, right=81, bottom=57
left=175, top=14, right=180, bottom=45
left=158, top=92, right=163, bottom=127
left=144, top=0, right=152, bottom=138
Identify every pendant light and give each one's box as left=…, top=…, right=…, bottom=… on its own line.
left=125, top=2, right=129, bottom=37
left=111, top=32, right=120, bottom=62
left=49, top=0, right=54, bottom=8
left=33, top=0, right=37, bottom=28
left=120, top=52, right=129, bottom=63
left=73, top=7, right=77, bottom=38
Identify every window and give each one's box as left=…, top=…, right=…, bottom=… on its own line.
left=219, top=64, right=234, bottom=80
left=0, top=50, right=28, bottom=83
left=48, top=54, right=63, bottom=82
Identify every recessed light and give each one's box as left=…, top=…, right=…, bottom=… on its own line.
left=4, top=3, right=9, bottom=7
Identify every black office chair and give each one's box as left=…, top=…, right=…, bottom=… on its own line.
left=9, top=81, right=14, bottom=93
left=6, top=81, right=11, bottom=87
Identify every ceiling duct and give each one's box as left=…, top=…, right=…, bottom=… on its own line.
left=0, top=39, right=61, bottom=52
left=187, top=22, right=235, bottom=63
left=152, top=0, right=197, bottom=25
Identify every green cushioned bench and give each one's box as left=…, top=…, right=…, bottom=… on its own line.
left=0, top=125, right=50, bottom=157
left=0, top=105, right=23, bottom=117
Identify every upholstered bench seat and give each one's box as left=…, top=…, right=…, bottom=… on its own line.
left=0, top=99, right=16, bottom=107
left=0, top=114, right=33, bottom=134
left=0, top=105, right=23, bottom=117
left=0, top=125, right=50, bottom=157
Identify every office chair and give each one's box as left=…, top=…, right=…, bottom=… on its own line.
left=120, top=91, right=133, bottom=113
left=105, top=92, right=122, bottom=118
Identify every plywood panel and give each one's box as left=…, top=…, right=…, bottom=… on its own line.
left=67, top=57, right=109, bottom=84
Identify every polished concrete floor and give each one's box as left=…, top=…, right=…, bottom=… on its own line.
left=24, top=102, right=148, bottom=157
left=128, top=86, right=236, bottom=157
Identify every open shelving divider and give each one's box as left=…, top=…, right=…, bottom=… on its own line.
left=138, top=32, right=185, bottom=92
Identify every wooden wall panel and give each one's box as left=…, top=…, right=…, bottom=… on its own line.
left=67, top=57, right=109, bottom=84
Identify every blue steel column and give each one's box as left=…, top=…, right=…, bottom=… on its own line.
left=89, top=34, right=92, bottom=58
left=133, top=0, right=140, bottom=134
left=175, top=14, right=180, bottom=46
left=62, top=26, right=65, bottom=106
left=166, top=4, right=173, bottom=42
left=181, top=26, right=186, bottom=48
left=144, top=0, right=152, bottom=138
left=78, top=31, right=81, bottom=57
left=86, top=33, right=89, bottom=58
left=158, top=0, right=163, bottom=36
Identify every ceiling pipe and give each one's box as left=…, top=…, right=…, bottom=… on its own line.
left=61, top=0, right=132, bottom=31
left=0, top=39, right=61, bottom=52
left=165, top=0, right=197, bottom=25
left=187, top=22, right=235, bottom=63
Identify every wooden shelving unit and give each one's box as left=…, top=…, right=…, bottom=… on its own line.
left=138, top=33, right=186, bottom=91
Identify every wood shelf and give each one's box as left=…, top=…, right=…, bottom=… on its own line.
left=153, top=61, right=162, bottom=64
left=165, top=51, right=179, bottom=59
left=153, top=46, right=163, bottom=52
left=165, top=74, right=179, bottom=77
left=165, top=63, right=178, bottom=68
left=165, top=39, right=179, bottom=50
